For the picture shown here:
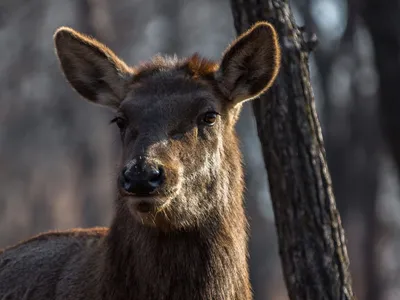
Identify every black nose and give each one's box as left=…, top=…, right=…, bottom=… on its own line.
left=120, top=157, right=164, bottom=196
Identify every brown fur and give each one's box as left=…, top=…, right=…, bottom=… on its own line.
left=0, top=228, right=108, bottom=254
left=0, top=22, right=281, bottom=300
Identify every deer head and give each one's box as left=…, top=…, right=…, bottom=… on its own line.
left=54, top=22, right=280, bottom=232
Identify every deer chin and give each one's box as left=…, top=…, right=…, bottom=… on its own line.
left=120, top=194, right=176, bottom=230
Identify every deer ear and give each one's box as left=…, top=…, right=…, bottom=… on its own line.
left=216, top=22, right=281, bottom=104
left=54, top=27, right=133, bottom=109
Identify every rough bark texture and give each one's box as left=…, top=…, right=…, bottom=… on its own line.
left=230, top=1, right=355, bottom=299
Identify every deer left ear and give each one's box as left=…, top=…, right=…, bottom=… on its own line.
left=54, top=27, right=133, bottom=109
left=216, top=22, right=281, bottom=104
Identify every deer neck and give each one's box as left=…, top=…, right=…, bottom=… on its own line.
left=102, top=202, right=250, bottom=300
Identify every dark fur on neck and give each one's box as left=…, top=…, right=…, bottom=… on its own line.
left=97, top=135, right=250, bottom=300
left=98, top=204, right=249, bottom=300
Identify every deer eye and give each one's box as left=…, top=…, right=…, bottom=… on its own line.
left=110, top=116, right=127, bottom=130
left=202, top=112, right=218, bottom=126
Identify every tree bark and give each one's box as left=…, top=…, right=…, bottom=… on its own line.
left=230, top=1, right=355, bottom=299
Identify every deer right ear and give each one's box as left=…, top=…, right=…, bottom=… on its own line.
left=54, top=27, right=133, bottom=109
left=216, top=22, right=281, bottom=105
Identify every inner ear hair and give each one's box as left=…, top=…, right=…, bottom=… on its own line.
left=216, top=21, right=281, bottom=103
left=54, top=27, right=133, bottom=108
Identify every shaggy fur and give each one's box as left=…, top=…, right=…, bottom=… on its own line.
left=0, top=22, right=281, bottom=300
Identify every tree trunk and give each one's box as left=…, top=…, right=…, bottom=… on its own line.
left=230, top=1, right=355, bottom=299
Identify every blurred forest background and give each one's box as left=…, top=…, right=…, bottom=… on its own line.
left=1, top=0, right=400, bottom=299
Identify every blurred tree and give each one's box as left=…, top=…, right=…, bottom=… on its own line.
left=237, top=104, right=279, bottom=300
left=230, top=0, right=355, bottom=299
left=361, top=1, right=400, bottom=299
left=362, top=0, right=400, bottom=180
left=300, top=0, right=382, bottom=298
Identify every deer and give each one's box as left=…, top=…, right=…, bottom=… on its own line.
left=0, top=21, right=280, bottom=300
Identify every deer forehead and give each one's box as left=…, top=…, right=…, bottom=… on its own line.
left=119, top=72, right=223, bottom=122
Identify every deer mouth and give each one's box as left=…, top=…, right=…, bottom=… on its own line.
left=121, top=195, right=167, bottom=212
left=119, top=194, right=175, bottom=228
left=135, top=200, right=153, bottom=213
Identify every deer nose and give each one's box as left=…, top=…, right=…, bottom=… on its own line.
left=120, top=157, right=164, bottom=196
